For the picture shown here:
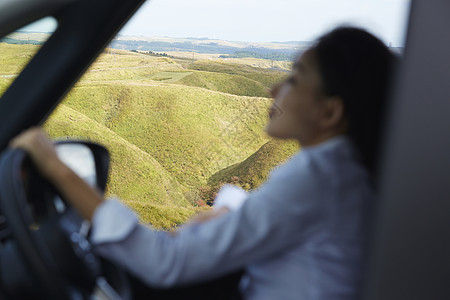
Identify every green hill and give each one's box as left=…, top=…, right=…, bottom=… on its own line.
left=199, top=139, right=299, bottom=204
left=44, top=104, right=196, bottom=229
left=61, top=82, right=272, bottom=188
left=185, top=60, right=288, bottom=87
left=177, top=71, right=269, bottom=97
left=0, top=43, right=41, bottom=95
left=2, top=44, right=297, bottom=229
left=0, top=43, right=40, bottom=74
left=209, top=139, right=299, bottom=189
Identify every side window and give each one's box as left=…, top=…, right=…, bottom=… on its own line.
left=43, top=1, right=411, bottom=229
left=0, top=17, right=57, bottom=97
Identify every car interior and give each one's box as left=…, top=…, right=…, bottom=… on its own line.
left=0, top=0, right=449, bottom=299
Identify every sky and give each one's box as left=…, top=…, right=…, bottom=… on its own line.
left=24, top=0, right=411, bottom=46
left=120, top=0, right=411, bottom=46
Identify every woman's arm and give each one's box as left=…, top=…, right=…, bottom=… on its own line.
left=9, top=127, right=104, bottom=221
left=89, top=157, right=324, bottom=287
left=9, top=128, right=323, bottom=288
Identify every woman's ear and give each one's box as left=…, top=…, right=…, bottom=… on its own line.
left=319, top=96, right=345, bottom=129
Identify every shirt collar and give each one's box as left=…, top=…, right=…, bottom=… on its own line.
left=302, top=135, right=351, bottom=152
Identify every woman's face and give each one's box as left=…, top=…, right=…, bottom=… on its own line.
left=266, top=49, right=329, bottom=146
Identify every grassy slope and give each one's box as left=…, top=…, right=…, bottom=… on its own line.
left=44, top=104, right=196, bottom=229
left=0, top=43, right=40, bottom=74
left=185, top=60, right=288, bottom=88
left=2, top=45, right=295, bottom=229
left=0, top=43, right=40, bottom=96
left=177, top=71, right=269, bottom=97
left=0, top=78, right=13, bottom=95
left=61, top=82, right=272, bottom=188
left=61, top=51, right=282, bottom=190
left=209, top=139, right=299, bottom=190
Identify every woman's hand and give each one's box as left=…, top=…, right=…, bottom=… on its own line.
left=9, top=127, right=64, bottom=179
left=9, top=127, right=104, bottom=221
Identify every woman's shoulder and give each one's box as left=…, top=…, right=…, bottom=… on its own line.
left=271, top=136, right=357, bottom=178
left=248, top=136, right=370, bottom=223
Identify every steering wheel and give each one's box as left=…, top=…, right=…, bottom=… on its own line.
left=0, top=148, right=131, bottom=299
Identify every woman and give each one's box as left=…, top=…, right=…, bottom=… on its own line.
left=11, top=27, right=396, bottom=299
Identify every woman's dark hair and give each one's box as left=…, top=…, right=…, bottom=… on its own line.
left=313, top=27, right=396, bottom=178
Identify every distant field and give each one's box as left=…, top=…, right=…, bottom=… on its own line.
left=162, top=51, right=222, bottom=60
left=149, top=71, right=192, bottom=83
left=160, top=51, right=293, bottom=70
left=1, top=43, right=298, bottom=229
left=220, top=58, right=292, bottom=71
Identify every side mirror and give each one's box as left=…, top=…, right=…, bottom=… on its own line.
left=54, top=141, right=110, bottom=193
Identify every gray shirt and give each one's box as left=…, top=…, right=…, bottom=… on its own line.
left=90, top=136, right=374, bottom=299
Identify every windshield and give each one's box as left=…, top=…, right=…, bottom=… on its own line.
left=0, top=17, right=57, bottom=97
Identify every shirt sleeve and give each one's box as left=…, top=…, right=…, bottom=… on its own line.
left=89, top=198, right=139, bottom=244
left=90, top=153, right=326, bottom=288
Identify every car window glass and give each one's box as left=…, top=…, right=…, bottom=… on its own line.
left=44, top=1, right=411, bottom=229
left=0, top=17, right=57, bottom=98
